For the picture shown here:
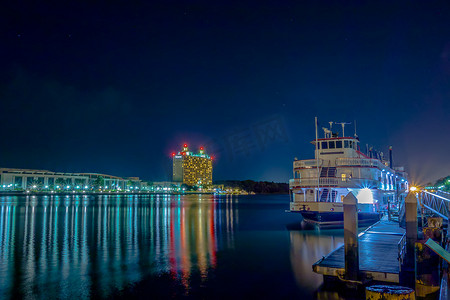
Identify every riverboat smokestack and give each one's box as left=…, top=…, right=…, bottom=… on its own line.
left=389, top=146, right=393, bottom=169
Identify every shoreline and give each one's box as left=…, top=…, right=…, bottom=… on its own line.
left=0, top=191, right=289, bottom=196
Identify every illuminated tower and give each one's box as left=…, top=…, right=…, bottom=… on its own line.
left=172, top=144, right=213, bottom=187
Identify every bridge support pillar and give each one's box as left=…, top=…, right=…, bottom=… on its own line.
left=400, top=192, right=418, bottom=288
left=344, top=192, right=359, bottom=282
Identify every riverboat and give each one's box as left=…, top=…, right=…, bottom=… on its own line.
left=289, top=120, right=409, bottom=228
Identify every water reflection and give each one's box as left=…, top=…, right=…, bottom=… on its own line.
left=0, top=194, right=237, bottom=299
left=289, top=231, right=344, bottom=293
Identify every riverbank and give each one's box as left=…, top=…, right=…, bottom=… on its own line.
left=0, top=190, right=214, bottom=196
left=0, top=191, right=288, bottom=196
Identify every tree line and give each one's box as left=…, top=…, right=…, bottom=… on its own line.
left=214, top=180, right=289, bottom=194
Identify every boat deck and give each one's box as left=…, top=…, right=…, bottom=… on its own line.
left=313, top=220, right=405, bottom=283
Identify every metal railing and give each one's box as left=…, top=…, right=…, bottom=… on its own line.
left=335, top=158, right=387, bottom=170
left=289, top=177, right=380, bottom=189
left=398, top=233, right=407, bottom=271
left=420, top=191, right=450, bottom=221
left=289, top=177, right=339, bottom=188
left=293, top=159, right=322, bottom=169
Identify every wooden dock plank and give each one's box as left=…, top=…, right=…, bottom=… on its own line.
left=313, top=220, right=405, bottom=282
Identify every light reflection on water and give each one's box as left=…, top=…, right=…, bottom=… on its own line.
left=289, top=231, right=344, bottom=292
left=0, top=194, right=237, bottom=299
left=0, top=194, right=348, bottom=299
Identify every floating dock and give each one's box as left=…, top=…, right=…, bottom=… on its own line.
left=313, top=220, right=405, bottom=283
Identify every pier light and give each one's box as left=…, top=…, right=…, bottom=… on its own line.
left=2, top=185, right=5, bottom=188
left=84, top=185, right=88, bottom=189
left=66, top=185, right=70, bottom=189
left=45, top=185, right=48, bottom=189
left=56, top=185, right=60, bottom=189
left=33, top=185, right=37, bottom=189
left=76, top=186, right=80, bottom=189
left=410, top=186, right=418, bottom=192
left=105, top=186, right=108, bottom=189
left=130, top=186, right=133, bottom=189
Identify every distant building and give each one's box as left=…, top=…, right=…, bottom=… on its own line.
left=0, top=168, right=143, bottom=191
left=172, top=144, right=213, bottom=187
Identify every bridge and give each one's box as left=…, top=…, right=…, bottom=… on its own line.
left=420, top=190, right=450, bottom=221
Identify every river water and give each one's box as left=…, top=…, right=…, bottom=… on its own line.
left=0, top=194, right=344, bottom=299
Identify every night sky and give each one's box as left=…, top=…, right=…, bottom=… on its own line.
left=1, top=1, right=450, bottom=184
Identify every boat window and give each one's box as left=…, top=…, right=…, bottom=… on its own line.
left=316, top=142, right=320, bottom=149
left=344, top=140, right=349, bottom=148
left=335, top=141, right=342, bottom=148
left=328, top=141, right=335, bottom=149
left=349, top=141, right=353, bottom=149
left=321, top=141, right=328, bottom=149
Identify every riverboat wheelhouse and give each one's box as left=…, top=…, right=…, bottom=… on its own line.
left=289, top=121, right=409, bottom=228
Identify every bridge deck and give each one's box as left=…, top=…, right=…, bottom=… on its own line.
left=313, top=220, right=405, bottom=283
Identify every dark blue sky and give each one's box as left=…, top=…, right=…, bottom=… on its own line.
left=1, top=1, right=450, bottom=184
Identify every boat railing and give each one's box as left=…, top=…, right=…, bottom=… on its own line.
left=336, top=158, right=386, bottom=169
left=293, top=159, right=322, bottom=169
left=289, top=177, right=380, bottom=188
left=289, top=177, right=339, bottom=188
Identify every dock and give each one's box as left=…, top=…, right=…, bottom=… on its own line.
left=313, top=220, right=405, bottom=283
left=311, top=191, right=450, bottom=298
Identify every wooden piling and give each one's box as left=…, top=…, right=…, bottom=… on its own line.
left=400, top=192, right=418, bottom=288
left=405, top=192, right=418, bottom=259
left=344, top=192, right=359, bottom=281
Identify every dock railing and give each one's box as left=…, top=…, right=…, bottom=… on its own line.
left=398, top=233, right=407, bottom=271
